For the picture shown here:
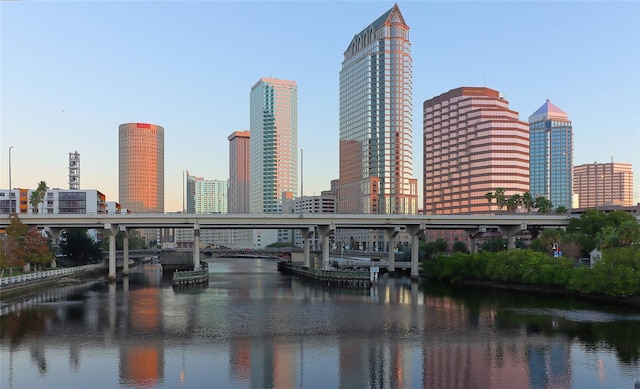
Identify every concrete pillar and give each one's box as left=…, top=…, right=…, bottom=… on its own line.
left=44, top=227, right=63, bottom=269
left=464, top=229, right=480, bottom=254
left=501, top=224, right=525, bottom=250
left=104, top=223, right=119, bottom=281
left=120, top=227, right=130, bottom=275
left=300, top=228, right=313, bottom=268
left=193, top=224, right=201, bottom=270
left=406, top=224, right=425, bottom=280
left=384, top=228, right=399, bottom=274
left=317, top=224, right=334, bottom=270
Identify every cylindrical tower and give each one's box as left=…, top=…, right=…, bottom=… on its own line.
left=118, top=123, right=164, bottom=214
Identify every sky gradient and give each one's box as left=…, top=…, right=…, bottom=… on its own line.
left=2, top=1, right=639, bottom=212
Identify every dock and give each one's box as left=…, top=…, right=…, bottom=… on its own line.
left=277, top=261, right=378, bottom=287
left=172, top=266, right=209, bottom=287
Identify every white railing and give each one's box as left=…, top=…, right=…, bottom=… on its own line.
left=0, top=263, right=104, bottom=287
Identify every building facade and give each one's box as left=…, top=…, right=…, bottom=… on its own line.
left=337, top=4, right=417, bottom=215
left=228, top=130, right=251, bottom=214
left=423, top=87, right=530, bottom=214
left=573, top=162, right=634, bottom=208
left=1, top=188, right=107, bottom=215
left=529, top=99, right=573, bottom=210
left=118, top=123, right=164, bottom=213
left=249, top=78, right=298, bottom=214
left=119, top=122, right=164, bottom=244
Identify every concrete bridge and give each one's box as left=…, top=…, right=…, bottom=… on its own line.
left=1, top=213, right=572, bottom=281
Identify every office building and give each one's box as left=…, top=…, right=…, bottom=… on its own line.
left=573, top=162, right=634, bottom=208
left=423, top=87, right=529, bottom=214
left=529, top=99, right=573, bottom=209
left=119, top=122, right=164, bottom=243
left=337, top=4, right=417, bottom=215
left=228, top=131, right=251, bottom=214
left=249, top=78, right=298, bottom=214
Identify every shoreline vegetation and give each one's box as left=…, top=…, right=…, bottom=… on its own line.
left=421, top=249, right=640, bottom=309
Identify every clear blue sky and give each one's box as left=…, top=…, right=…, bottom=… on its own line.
left=2, top=1, right=639, bottom=212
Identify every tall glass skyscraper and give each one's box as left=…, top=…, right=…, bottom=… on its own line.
left=249, top=78, right=298, bottom=214
left=337, top=4, right=417, bottom=214
left=529, top=100, right=573, bottom=209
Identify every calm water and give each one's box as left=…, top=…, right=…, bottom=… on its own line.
left=1, top=257, right=639, bottom=389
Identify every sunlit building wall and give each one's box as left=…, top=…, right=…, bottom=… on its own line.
left=249, top=78, right=298, bottom=214
left=337, top=4, right=417, bottom=215
left=118, top=122, right=164, bottom=243
left=423, top=87, right=529, bottom=214
left=529, top=99, right=573, bottom=209
left=573, top=162, right=634, bottom=208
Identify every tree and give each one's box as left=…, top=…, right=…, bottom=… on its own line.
left=555, top=206, right=568, bottom=214
left=506, top=194, right=521, bottom=213
left=60, top=228, right=103, bottom=265
left=534, top=196, right=553, bottom=214
left=521, top=192, right=534, bottom=213
left=29, top=181, right=49, bottom=214
left=494, top=188, right=506, bottom=211
left=565, top=210, right=638, bottom=257
left=484, top=192, right=494, bottom=209
left=452, top=241, right=468, bottom=254
left=1, top=216, right=52, bottom=273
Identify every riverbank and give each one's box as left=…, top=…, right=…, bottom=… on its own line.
left=0, top=267, right=107, bottom=302
left=446, top=279, right=640, bottom=309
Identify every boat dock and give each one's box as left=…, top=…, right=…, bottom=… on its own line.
left=277, top=261, right=378, bottom=287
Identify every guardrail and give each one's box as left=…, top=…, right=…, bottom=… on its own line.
left=0, top=264, right=104, bottom=287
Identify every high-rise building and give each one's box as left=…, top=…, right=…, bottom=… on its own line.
left=119, top=122, right=164, bottom=243
left=249, top=78, right=298, bottom=214
left=228, top=131, right=251, bottom=214
left=337, top=4, right=417, bottom=215
left=573, top=162, right=634, bottom=208
left=119, top=123, right=164, bottom=213
left=69, top=150, right=80, bottom=190
left=423, top=87, right=530, bottom=214
left=529, top=99, right=573, bottom=209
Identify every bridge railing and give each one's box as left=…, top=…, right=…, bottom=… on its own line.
left=0, top=263, right=104, bottom=287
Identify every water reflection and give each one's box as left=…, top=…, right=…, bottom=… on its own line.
left=1, top=258, right=639, bottom=388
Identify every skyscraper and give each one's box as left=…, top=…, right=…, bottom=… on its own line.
left=423, top=87, right=529, bottom=214
left=118, top=123, right=164, bottom=213
left=119, top=122, right=164, bottom=243
left=337, top=4, right=417, bottom=215
left=529, top=99, right=573, bottom=209
left=228, top=130, right=251, bottom=214
left=249, top=78, right=298, bottom=214
left=573, top=162, right=634, bottom=208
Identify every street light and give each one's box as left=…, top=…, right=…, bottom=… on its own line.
left=8, top=146, right=14, bottom=215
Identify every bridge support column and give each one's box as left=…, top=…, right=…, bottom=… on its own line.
left=406, top=224, right=425, bottom=281
left=384, top=228, right=400, bottom=274
left=464, top=229, right=481, bottom=254
left=120, top=227, right=130, bottom=275
left=501, top=224, right=525, bottom=250
left=193, top=224, right=201, bottom=270
left=44, top=227, right=63, bottom=268
left=300, top=228, right=313, bottom=268
left=104, top=223, right=119, bottom=281
left=317, top=225, right=334, bottom=270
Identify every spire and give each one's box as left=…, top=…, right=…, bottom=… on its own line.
left=528, top=99, right=569, bottom=123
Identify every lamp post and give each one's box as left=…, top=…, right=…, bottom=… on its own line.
left=8, top=146, right=14, bottom=215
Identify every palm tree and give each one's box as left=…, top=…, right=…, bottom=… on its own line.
left=507, top=193, right=521, bottom=213
left=522, top=192, right=533, bottom=213
left=555, top=206, right=568, bottom=215
left=30, top=181, right=49, bottom=214
left=534, top=196, right=553, bottom=214
left=484, top=192, right=494, bottom=210
left=494, top=188, right=506, bottom=211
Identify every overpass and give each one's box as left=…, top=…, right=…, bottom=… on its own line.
left=1, top=213, right=572, bottom=281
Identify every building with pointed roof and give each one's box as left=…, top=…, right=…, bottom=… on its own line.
left=336, top=3, right=417, bottom=215
left=529, top=99, right=573, bottom=210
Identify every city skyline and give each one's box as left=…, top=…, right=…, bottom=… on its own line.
left=2, top=1, right=639, bottom=211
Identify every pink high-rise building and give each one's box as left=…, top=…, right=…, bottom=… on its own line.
left=423, top=87, right=529, bottom=214
left=228, top=131, right=250, bottom=214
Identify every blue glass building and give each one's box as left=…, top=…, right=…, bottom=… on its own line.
left=528, top=100, right=573, bottom=209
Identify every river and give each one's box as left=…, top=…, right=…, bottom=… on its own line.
left=1, top=257, right=639, bottom=388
